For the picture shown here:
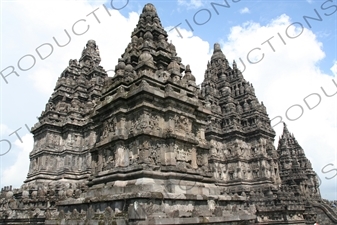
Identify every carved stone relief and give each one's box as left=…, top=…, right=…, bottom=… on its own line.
left=101, top=117, right=117, bottom=140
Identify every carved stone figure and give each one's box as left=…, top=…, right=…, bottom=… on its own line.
left=101, top=117, right=117, bottom=139
left=174, top=115, right=191, bottom=133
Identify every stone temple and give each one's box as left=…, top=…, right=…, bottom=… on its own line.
left=1, top=3, right=337, bottom=225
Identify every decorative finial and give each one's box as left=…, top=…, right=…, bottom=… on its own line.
left=211, top=43, right=226, bottom=62
left=142, top=3, right=157, bottom=13
left=214, top=43, right=221, bottom=53
left=79, top=39, right=101, bottom=67
left=233, top=60, right=237, bottom=69
left=86, top=40, right=97, bottom=48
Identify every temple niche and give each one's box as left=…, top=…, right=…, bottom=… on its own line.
left=1, top=3, right=337, bottom=225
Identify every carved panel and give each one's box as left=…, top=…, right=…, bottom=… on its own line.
left=101, top=117, right=117, bottom=140
left=102, top=148, right=115, bottom=171
left=51, top=133, right=60, bottom=148
left=174, top=115, right=191, bottom=134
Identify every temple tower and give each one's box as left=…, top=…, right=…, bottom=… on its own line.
left=201, top=44, right=281, bottom=193
left=26, top=40, right=108, bottom=185
left=277, top=123, right=321, bottom=200
left=87, top=3, right=213, bottom=195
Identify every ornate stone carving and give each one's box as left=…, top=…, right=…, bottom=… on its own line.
left=174, top=115, right=191, bottom=134
left=101, top=117, right=117, bottom=140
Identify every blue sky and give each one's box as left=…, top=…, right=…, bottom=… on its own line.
left=0, top=0, right=336, bottom=199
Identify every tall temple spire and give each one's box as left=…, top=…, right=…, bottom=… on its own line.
left=201, top=42, right=274, bottom=136
left=118, top=3, right=185, bottom=77
left=277, top=123, right=321, bottom=200
left=281, top=122, right=292, bottom=139
left=26, top=39, right=108, bottom=183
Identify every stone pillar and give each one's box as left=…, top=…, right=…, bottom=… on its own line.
left=119, top=117, right=126, bottom=136
left=191, top=147, right=198, bottom=169
left=98, top=153, right=103, bottom=172
left=164, top=141, right=176, bottom=166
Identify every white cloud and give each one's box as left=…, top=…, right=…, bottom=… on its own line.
left=240, top=7, right=250, bottom=14
left=1, top=134, right=33, bottom=188
left=219, top=14, right=337, bottom=199
left=30, top=68, right=58, bottom=96
left=177, top=0, right=203, bottom=9
left=0, top=124, right=11, bottom=156
left=331, top=60, right=337, bottom=76
left=0, top=124, right=10, bottom=136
